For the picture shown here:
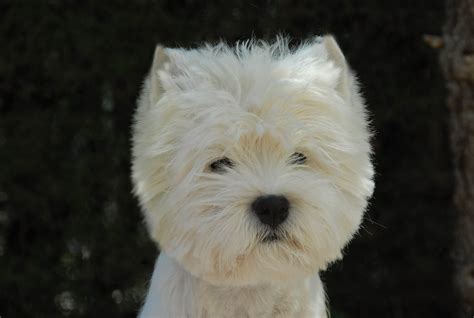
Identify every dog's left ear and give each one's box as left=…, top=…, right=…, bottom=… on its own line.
left=148, top=46, right=197, bottom=105
left=321, top=35, right=352, bottom=102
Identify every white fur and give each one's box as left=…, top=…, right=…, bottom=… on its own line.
left=132, top=35, right=374, bottom=318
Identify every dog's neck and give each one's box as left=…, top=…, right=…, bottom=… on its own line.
left=139, top=253, right=327, bottom=318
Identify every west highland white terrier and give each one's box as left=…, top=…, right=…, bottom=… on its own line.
left=132, top=35, right=374, bottom=318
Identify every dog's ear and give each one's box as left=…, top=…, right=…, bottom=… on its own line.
left=321, top=35, right=352, bottom=102
left=148, top=45, right=170, bottom=107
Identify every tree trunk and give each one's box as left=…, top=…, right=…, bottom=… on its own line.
left=440, top=0, right=474, bottom=316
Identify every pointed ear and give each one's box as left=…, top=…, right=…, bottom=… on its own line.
left=322, top=35, right=352, bottom=102
left=148, top=45, right=170, bottom=106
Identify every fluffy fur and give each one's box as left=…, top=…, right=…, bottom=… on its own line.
left=132, top=35, right=374, bottom=317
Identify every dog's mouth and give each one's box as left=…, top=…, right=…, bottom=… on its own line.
left=262, top=232, right=281, bottom=243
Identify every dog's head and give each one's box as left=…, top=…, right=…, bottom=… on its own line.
left=132, top=36, right=374, bottom=286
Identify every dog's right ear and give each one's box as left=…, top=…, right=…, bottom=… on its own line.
left=321, top=35, right=352, bottom=103
left=148, top=45, right=170, bottom=107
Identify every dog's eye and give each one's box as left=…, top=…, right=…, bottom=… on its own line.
left=209, top=157, right=234, bottom=173
left=288, top=152, right=307, bottom=165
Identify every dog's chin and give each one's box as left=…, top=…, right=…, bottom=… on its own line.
left=201, top=237, right=320, bottom=286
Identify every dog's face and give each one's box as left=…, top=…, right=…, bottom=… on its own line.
left=132, top=36, right=374, bottom=286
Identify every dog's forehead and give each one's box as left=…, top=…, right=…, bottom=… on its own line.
left=166, top=44, right=345, bottom=157
left=176, top=85, right=332, bottom=157
left=166, top=42, right=339, bottom=108
left=179, top=103, right=307, bottom=159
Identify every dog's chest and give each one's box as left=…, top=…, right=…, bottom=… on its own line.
left=139, top=254, right=326, bottom=318
left=198, top=282, right=311, bottom=318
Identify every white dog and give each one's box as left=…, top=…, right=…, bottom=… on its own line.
left=132, top=35, right=374, bottom=318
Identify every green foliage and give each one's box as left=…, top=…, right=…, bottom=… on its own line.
left=0, top=0, right=455, bottom=317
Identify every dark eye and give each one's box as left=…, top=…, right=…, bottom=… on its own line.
left=209, top=157, right=234, bottom=173
left=288, top=152, right=307, bottom=165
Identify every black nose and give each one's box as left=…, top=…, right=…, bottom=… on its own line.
left=251, top=195, right=289, bottom=229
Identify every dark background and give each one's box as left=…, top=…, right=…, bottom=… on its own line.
left=0, top=1, right=456, bottom=317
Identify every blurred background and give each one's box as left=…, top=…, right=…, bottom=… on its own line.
left=0, top=0, right=461, bottom=317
